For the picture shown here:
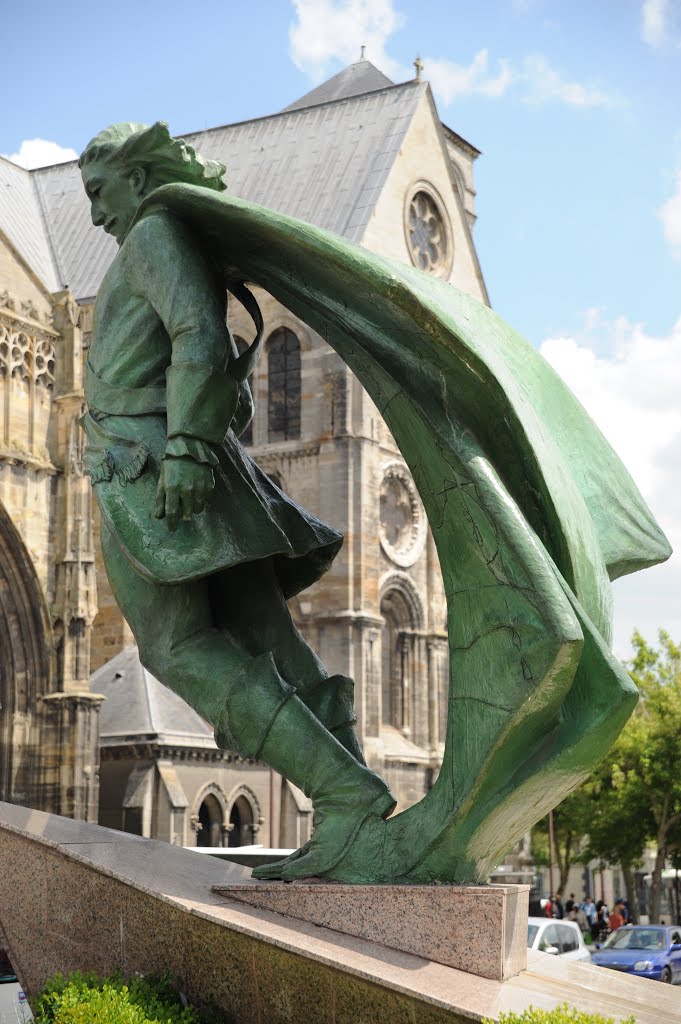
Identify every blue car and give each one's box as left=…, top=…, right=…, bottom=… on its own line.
left=590, top=925, right=681, bottom=983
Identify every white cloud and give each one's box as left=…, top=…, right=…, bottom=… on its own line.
left=521, top=55, right=615, bottom=108
left=424, top=50, right=515, bottom=105
left=423, top=52, right=614, bottom=108
left=3, top=138, right=78, bottom=170
left=539, top=315, right=681, bottom=656
left=289, top=0, right=405, bottom=82
left=658, top=169, right=681, bottom=251
left=287, top=1, right=616, bottom=110
left=641, top=0, right=681, bottom=47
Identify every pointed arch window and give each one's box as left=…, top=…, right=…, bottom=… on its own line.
left=268, top=327, right=301, bottom=442
left=380, top=589, right=413, bottom=730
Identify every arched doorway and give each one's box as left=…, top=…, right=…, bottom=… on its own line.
left=0, top=498, right=53, bottom=804
left=228, top=793, right=255, bottom=847
left=196, top=792, right=224, bottom=847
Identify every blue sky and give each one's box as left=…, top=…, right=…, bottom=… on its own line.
left=3, top=0, right=681, bottom=656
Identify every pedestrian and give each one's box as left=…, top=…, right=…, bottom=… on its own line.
left=565, top=893, right=576, bottom=914
left=572, top=904, right=589, bottom=935
left=596, top=903, right=610, bottom=943
left=581, top=895, right=597, bottom=926
left=608, top=902, right=625, bottom=933
left=554, top=892, right=565, bottom=919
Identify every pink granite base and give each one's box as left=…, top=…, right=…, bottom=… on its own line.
left=2, top=804, right=679, bottom=1024
left=213, top=881, right=529, bottom=981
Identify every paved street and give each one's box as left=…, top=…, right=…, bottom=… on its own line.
left=0, top=982, right=33, bottom=1022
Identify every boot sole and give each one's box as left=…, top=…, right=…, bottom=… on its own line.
left=252, top=841, right=311, bottom=880
left=252, top=795, right=394, bottom=881
left=280, top=789, right=396, bottom=880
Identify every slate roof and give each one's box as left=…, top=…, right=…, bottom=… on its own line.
left=92, top=645, right=216, bottom=748
left=0, top=156, right=61, bottom=292
left=282, top=58, right=395, bottom=111
left=24, top=77, right=424, bottom=301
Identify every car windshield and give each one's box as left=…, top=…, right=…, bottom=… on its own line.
left=527, top=925, right=539, bottom=946
left=602, top=928, right=666, bottom=951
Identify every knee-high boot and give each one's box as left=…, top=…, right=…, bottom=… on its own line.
left=215, top=653, right=395, bottom=880
left=304, top=674, right=366, bottom=766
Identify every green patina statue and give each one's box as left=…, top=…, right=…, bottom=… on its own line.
left=80, top=121, right=671, bottom=884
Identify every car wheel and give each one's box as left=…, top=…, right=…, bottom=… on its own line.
left=660, top=967, right=672, bottom=984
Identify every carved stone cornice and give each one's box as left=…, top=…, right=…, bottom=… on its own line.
left=38, top=692, right=105, bottom=707
left=99, top=740, right=257, bottom=766
left=253, top=442, right=321, bottom=463
left=0, top=293, right=58, bottom=337
left=0, top=446, right=56, bottom=473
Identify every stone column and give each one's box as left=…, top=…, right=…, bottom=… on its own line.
left=42, top=292, right=101, bottom=821
left=50, top=291, right=98, bottom=693
left=35, top=691, right=103, bottom=821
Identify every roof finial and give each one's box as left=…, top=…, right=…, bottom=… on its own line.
left=414, top=55, right=423, bottom=82
left=360, top=44, right=366, bottom=59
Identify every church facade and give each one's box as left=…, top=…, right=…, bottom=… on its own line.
left=0, top=60, right=490, bottom=848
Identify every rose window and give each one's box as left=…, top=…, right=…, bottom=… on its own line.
left=379, top=463, right=427, bottom=567
left=407, top=190, right=448, bottom=274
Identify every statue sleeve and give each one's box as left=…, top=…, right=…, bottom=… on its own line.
left=124, top=209, right=238, bottom=446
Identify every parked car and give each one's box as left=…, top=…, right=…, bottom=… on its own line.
left=590, top=925, right=681, bottom=983
left=0, top=947, right=14, bottom=985
left=527, top=916, right=592, bottom=961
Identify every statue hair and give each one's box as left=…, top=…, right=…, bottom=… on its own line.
left=78, top=121, right=227, bottom=192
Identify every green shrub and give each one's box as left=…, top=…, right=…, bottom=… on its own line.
left=32, top=971, right=230, bottom=1024
left=483, top=1005, right=635, bottom=1024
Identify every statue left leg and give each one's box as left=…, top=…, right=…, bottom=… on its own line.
left=208, top=558, right=365, bottom=763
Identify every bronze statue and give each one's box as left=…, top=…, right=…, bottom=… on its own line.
left=80, top=121, right=671, bottom=884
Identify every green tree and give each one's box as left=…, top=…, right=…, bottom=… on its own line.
left=532, top=787, right=593, bottom=897
left=577, top=735, right=650, bottom=922
left=531, top=631, right=681, bottom=924
left=627, top=630, right=681, bottom=922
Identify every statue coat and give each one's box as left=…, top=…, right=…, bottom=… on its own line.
left=81, top=208, right=342, bottom=593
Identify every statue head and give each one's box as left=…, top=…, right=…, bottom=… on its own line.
left=79, top=121, right=226, bottom=244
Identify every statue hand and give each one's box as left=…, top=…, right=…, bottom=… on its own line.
left=154, top=456, right=215, bottom=531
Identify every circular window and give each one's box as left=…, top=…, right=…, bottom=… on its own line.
left=404, top=185, right=452, bottom=277
left=379, top=463, right=427, bottom=568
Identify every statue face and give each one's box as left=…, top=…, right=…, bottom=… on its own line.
left=81, top=161, right=145, bottom=243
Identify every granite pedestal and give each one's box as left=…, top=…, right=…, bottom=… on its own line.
left=0, top=803, right=679, bottom=1024
left=214, top=881, right=528, bottom=980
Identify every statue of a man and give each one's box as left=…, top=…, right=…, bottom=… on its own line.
left=78, top=119, right=671, bottom=886
left=79, top=121, right=395, bottom=880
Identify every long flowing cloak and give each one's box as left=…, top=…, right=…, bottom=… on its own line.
left=137, top=184, right=671, bottom=883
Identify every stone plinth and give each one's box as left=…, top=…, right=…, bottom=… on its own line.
left=0, top=802, right=679, bottom=1024
left=214, top=881, right=528, bottom=981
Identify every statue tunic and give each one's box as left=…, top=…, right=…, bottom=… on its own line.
left=81, top=208, right=342, bottom=593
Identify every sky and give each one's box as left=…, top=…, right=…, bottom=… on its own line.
left=3, top=0, right=681, bottom=659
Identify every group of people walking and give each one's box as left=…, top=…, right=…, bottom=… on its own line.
left=545, top=892, right=629, bottom=943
